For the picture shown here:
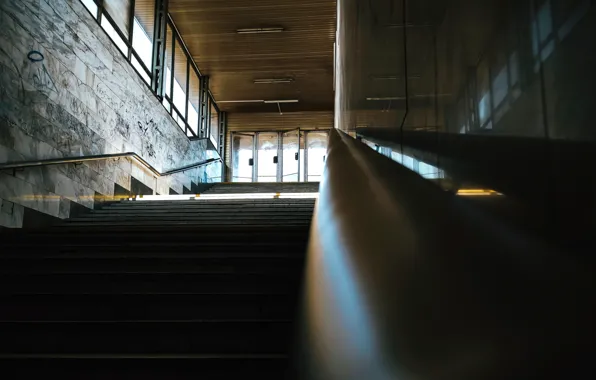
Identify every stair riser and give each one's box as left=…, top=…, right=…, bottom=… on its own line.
left=0, top=321, right=293, bottom=354
left=0, top=294, right=298, bottom=321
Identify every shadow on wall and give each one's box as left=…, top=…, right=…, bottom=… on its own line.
left=335, top=0, right=596, bottom=249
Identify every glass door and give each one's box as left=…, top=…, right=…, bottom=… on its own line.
left=256, top=132, right=279, bottom=182
left=231, top=133, right=255, bottom=182
left=305, top=131, right=329, bottom=182
left=282, top=129, right=300, bottom=182
left=231, top=130, right=330, bottom=183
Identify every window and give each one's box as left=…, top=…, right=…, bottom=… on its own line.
left=509, top=51, right=520, bottom=86
left=104, top=0, right=132, bottom=39
left=132, top=19, right=153, bottom=82
left=188, top=72, right=200, bottom=135
left=131, top=55, right=151, bottom=84
left=554, top=0, right=590, bottom=40
left=402, top=155, right=414, bottom=170
left=163, top=25, right=173, bottom=111
left=133, top=0, right=156, bottom=68
left=391, top=151, right=403, bottom=164
left=81, top=0, right=98, bottom=17
left=210, top=101, right=219, bottom=148
left=476, top=59, right=492, bottom=128
left=172, top=40, right=188, bottom=131
left=491, top=66, right=509, bottom=108
left=101, top=16, right=128, bottom=55
left=532, top=0, right=556, bottom=66
left=77, top=0, right=221, bottom=141
left=418, top=162, right=443, bottom=179
left=456, top=96, right=468, bottom=134
left=362, top=141, right=445, bottom=179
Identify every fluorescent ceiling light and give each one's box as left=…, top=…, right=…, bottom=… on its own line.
left=254, top=78, right=294, bottom=84
left=217, top=99, right=264, bottom=103
left=237, top=27, right=284, bottom=34
left=217, top=99, right=299, bottom=104
left=366, top=97, right=403, bottom=101
left=264, top=99, right=299, bottom=104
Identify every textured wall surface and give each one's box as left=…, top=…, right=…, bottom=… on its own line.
left=0, top=0, right=221, bottom=227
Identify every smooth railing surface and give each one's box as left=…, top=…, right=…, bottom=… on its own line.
left=0, top=153, right=221, bottom=177
left=296, top=128, right=593, bottom=379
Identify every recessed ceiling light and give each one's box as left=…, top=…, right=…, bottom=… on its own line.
left=237, top=27, right=284, bottom=34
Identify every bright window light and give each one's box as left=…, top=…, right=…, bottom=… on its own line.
left=132, top=18, right=153, bottom=68
left=164, top=67, right=172, bottom=97
left=81, top=0, right=98, bottom=17
left=132, top=193, right=319, bottom=201
left=188, top=102, right=199, bottom=134
left=101, top=15, right=128, bottom=55
left=132, top=55, right=151, bottom=84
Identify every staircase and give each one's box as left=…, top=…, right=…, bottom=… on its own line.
left=0, top=183, right=317, bottom=378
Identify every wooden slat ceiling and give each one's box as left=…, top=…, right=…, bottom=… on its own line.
left=169, top=0, right=337, bottom=113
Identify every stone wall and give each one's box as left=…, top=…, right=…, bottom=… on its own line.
left=0, top=0, right=221, bottom=227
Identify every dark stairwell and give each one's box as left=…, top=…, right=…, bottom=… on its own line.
left=0, top=183, right=317, bottom=379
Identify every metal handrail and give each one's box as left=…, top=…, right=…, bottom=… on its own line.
left=0, top=152, right=221, bottom=177
left=297, top=129, right=592, bottom=379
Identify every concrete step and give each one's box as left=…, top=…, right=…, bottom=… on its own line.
left=0, top=356, right=290, bottom=379
left=0, top=294, right=297, bottom=321
left=0, top=321, right=293, bottom=355
left=0, top=272, right=302, bottom=294
left=0, top=257, right=303, bottom=274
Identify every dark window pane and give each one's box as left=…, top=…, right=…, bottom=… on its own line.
left=492, top=66, right=508, bottom=108
left=476, top=58, right=491, bottom=126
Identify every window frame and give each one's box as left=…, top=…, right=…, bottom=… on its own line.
left=77, top=0, right=222, bottom=144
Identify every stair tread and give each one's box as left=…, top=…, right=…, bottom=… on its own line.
left=1, top=194, right=312, bottom=371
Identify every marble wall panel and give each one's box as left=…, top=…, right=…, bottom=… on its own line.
left=58, top=196, right=71, bottom=219
left=130, top=163, right=157, bottom=194
left=0, top=173, right=61, bottom=218
left=0, top=198, right=25, bottom=228
left=0, top=0, right=217, bottom=226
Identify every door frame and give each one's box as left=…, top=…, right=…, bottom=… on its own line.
left=231, top=132, right=256, bottom=182
left=281, top=128, right=300, bottom=183
left=231, top=129, right=331, bottom=183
